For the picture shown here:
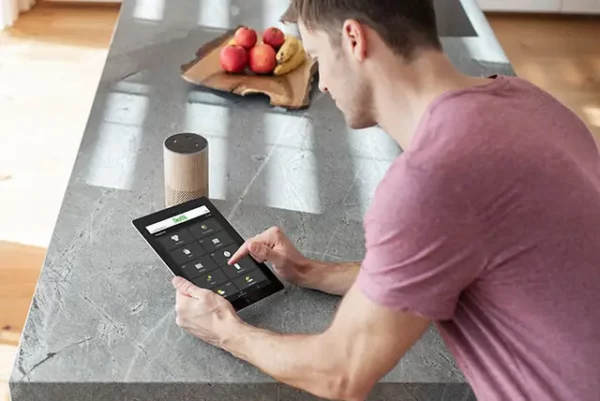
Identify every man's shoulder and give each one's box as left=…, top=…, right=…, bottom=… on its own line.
left=366, top=76, right=564, bottom=227
left=414, top=75, right=544, bottom=144
left=366, top=154, right=473, bottom=229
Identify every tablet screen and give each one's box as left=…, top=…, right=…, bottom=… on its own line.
left=133, top=197, right=284, bottom=310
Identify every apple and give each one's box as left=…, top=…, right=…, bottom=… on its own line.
left=234, top=26, right=258, bottom=49
left=262, top=27, right=285, bottom=49
left=219, top=45, right=248, bottom=73
left=248, top=44, right=277, bottom=74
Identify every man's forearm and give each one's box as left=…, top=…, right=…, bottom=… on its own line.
left=300, top=260, right=361, bottom=296
left=221, top=319, right=347, bottom=400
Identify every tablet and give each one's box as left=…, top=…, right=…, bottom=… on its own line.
left=132, top=197, right=284, bottom=311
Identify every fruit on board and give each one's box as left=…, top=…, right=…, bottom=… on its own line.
left=262, top=27, right=285, bottom=49
left=248, top=44, right=277, bottom=74
left=234, top=26, right=258, bottom=49
left=272, top=35, right=306, bottom=76
left=218, top=27, right=305, bottom=75
left=276, top=35, right=303, bottom=64
left=219, top=45, right=248, bottom=73
left=274, top=48, right=306, bottom=76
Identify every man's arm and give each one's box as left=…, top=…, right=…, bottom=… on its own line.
left=227, top=226, right=361, bottom=296
left=220, top=282, right=430, bottom=401
left=298, top=259, right=361, bottom=296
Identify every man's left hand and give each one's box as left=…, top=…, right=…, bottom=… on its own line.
left=172, top=276, right=240, bottom=347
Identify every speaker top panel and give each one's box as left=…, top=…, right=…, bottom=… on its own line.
left=164, top=133, right=208, bottom=154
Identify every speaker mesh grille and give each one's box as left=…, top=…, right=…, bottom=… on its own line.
left=165, top=186, right=208, bottom=208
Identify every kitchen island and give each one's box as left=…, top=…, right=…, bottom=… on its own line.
left=10, top=0, right=514, bottom=400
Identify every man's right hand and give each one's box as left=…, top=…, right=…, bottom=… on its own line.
left=228, top=226, right=312, bottom=286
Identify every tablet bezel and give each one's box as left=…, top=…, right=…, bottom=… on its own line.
left=132, top=196, right=285, bottom=311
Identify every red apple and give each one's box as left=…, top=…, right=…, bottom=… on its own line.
left=219, top=45, right=248, bottom=73
left=262, top=27, right=285, bottom=49
left=234, top=26, right=258, bottom=49
left=248, top=44, right=277, bottom=74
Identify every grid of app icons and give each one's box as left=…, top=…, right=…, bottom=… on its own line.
left=159, top=218, right=269, bottom=300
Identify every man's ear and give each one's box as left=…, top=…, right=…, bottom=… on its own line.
left=342, top=19, right=367, bottom=62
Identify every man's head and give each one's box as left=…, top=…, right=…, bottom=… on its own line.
left=281, top=0, right=442, bottom=129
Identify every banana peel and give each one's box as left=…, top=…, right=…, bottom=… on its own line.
left=273, top=48, right=306, bottom=76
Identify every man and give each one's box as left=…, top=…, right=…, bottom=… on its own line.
left=172, top=1, right=600, bottom=400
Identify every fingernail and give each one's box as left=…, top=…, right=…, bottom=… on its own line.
left=172, top=276, right=184, bottom=286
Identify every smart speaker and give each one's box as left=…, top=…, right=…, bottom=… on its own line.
left=163, top=133, right=209, bottom=208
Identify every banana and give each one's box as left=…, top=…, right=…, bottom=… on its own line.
left=273, top=48, right=306, bottom=76
left=276, top=35, right=303, bottom=64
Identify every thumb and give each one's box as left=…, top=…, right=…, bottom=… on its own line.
left=172, top=276, right=206, bottom=299
left=248, top=241, right=286, bottom=265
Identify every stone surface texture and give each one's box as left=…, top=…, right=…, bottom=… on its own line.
left=10, top=0, right=514, bottom=400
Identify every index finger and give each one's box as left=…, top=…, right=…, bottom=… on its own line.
left=229, top=229, right=277, bottom=265
left=227, top=240, right=251, bottom=265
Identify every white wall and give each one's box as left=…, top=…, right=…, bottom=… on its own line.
left=478, top=0, right=562, bottom=12
left=44, top=0, right=600, bottom=14
left=477, top=0, right=600, bottom=13
left=562, top=0, right=600, bottom=13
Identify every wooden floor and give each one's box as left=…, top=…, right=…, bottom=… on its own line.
left=0, top=3, right=599, bottom=399
left=0, top=3, right=120, bottom=399
left=487, top=13, right=600, bottom=141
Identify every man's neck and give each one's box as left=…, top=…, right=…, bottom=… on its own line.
left=370, top=51, right=491, bottom=150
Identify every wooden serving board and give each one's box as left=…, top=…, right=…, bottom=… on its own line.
left=180, top=27, right=318, bottom=110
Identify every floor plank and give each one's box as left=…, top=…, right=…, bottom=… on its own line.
left=0, top=241, right=46, bottom=334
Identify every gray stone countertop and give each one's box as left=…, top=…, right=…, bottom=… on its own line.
left=10, top=0, right=514, bottom=400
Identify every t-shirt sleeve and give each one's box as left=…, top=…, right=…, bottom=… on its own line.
left=356, top=157, right=486, bottom=321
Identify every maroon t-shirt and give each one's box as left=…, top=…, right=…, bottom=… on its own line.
left=356, top=75, right=600, bottom=400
